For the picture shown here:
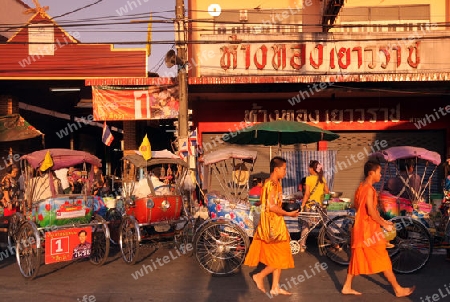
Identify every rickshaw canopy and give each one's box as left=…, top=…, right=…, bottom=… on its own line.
left=203, top=146, right=257, bottom=166
left=372, top=146, right=441, bottom=165
left=124, top=150, right=188, bottom=168
left=21, top=148, right=102, bottom=170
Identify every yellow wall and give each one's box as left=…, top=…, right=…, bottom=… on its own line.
left=189, top=0, right=321, bottom=36
left=188, top=0, right=322, bottom=75
left=337, top=0, right=446, bottom=24
left=187, top=0, right=448, bottom=76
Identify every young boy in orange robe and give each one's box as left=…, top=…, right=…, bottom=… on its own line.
left=244, top=156, right=300, bottom=296
left=341, top=161, right=415, bottom=297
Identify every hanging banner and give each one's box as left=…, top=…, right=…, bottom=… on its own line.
left=92, top=85, right=179, bottom=121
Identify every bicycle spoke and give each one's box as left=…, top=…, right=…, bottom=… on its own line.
left=194, top=221, right=249, bottom=275
left=319, top=215, right=354, bottom=266
left=389, top=217, right=431, bottom=273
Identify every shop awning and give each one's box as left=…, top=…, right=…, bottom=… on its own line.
left=0, top=114, right=44, bottom=142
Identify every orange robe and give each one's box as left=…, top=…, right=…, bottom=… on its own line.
left=348, top=183, right=392, bottom=275
left=244, top=180, right=294, bottom=269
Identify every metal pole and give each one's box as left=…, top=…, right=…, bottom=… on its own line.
left=175, top=0, right=188, bottom=151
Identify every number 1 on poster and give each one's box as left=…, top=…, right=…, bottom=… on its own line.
left=51, top=236, right=69, bottom=255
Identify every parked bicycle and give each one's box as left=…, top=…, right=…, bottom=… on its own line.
left=290, top=200, right=355, bottom=266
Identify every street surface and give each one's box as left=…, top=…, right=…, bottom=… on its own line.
left=1, top=234, right=449, bottom=302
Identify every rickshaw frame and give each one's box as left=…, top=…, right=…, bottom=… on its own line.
left=193, top=146, right=354, bottom=275
left=8, top=148, right=110, bottom=279
left=371, top=146, right=444, bottom=273
left=114, top=151, right=192, bottom=265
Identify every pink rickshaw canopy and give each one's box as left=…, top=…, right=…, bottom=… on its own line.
left=21, top=149, right=102, bottom=170
left=373, top=146, right=441, bottom=165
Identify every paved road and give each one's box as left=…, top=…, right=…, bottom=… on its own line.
left=1, top=234, right=449, bottom=302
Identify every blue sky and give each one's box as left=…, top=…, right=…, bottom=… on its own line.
left=22, top=0, right=182, bottom=75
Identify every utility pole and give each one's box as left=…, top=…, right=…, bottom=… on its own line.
left=175, top=0, right=188, bottom=157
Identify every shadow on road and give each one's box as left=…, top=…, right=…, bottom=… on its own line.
left=205, top=266, right=250, bottom=302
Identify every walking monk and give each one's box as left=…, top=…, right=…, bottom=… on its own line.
left=341, top=161, right=415, bottom=297
left=244, top=156, right=300, bottom=296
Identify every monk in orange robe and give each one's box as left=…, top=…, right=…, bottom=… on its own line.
left=341, top=161, right=415, bottom=297
left=244, top=156, right=300, bottom=296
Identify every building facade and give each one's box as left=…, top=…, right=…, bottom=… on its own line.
left=0, top=4, right=146, bottom=174
left=188, top=0, right=450, bottom=196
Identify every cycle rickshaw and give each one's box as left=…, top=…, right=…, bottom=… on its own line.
left=192, top=146, right=355, bottom=275
left=7, top=149, right=110, bottom=279
left=373, top=146, right=443, bottom=273
left=113, top=150, right=191, bottom=264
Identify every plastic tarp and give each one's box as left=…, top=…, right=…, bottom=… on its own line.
left=373, top=146, right=441, bottom=165
left=203, top=146, right=258, bottom=165
left=21, top=149, right=102, bottom=170
left=0, top=114, right=43, bottom=142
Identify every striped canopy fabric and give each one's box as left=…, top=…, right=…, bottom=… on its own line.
left=281, top=150, right=338, bottom=195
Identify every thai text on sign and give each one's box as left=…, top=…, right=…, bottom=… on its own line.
left=244, top=104, right=401, bottom=124
left=218, top=42, right=420, bottom=72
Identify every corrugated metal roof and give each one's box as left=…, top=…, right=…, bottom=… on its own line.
left=0, top=12, right=147, bottom=78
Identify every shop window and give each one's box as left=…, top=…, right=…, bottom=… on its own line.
left=217, top=27, right=227, bottom=34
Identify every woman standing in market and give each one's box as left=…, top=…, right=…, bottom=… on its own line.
left=1, top=165, right=20, bottom=216
left=244, top=156, right=300, bottom=296
left=92, top=165, right=105, bottom=195
left=299, top=160, right=330, bottom=252
left=341, top=160, right=415, bottom=297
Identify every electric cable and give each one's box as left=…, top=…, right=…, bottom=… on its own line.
left=50, top=0, right=106, bottom=20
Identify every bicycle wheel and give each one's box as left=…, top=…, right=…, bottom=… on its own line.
left=388, top=216, right=432, bottom=273
left=119, top=215, right=140, bottom=265
left=174, top=218, right=195, bottom=257
left=105, top=208, right=122, bottom=245
left=194, top=220, right=249, bottom=276
left=89, top=215, right=110, bottom=265
left=446, top=218, right=450, bottom=245
left=318, top=215, right=354, bottom=266
left=16, top=221, right=41, bottom=279
left=7, top=212, right=24, bottom=247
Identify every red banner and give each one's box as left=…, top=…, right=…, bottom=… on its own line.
left=45, top=227, right=92, bottom=264
left=92, top=85, right=179, bottom=121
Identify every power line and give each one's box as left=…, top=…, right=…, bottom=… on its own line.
left=50, top=0, right=105, bottom=19
left=6, top=32, right=450, bottom=45
left=3, top=12, right=449, bottom=31
left=150, top=44, right=175, bottom=72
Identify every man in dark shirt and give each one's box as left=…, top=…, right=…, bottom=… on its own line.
left=387, top=160, right=421, bottom=201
